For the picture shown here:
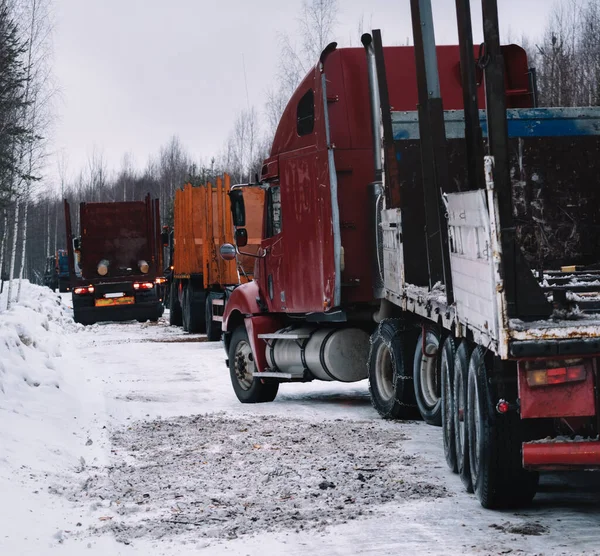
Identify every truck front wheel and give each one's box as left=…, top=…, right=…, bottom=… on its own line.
left=368, top=320, right=419, bottom=420
left=467, top=347, right=538, bottom=508
left=229, top=326, right=278, bottom=403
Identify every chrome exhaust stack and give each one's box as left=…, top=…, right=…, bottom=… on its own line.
left=363, top=33, right=385, bottom=300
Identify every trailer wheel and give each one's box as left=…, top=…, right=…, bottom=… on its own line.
left=205, top=292, right=222, bottom=342
left=413, top=329, right=442, bottom=426
left=183, top=282, right=206, bottom=334
left=467, top=347, right=539, bottom=508
left=229, top=325, right=279, bottom=403
left=368, top=319, right=419, bottom=420
left=169, top=281, right=183, bottom=327
left=453, top=340, right=473, bottom=493
left=441, top=336, right=457, bottom=473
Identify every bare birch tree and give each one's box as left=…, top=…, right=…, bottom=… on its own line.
left=265, top=0, right=339, bottom=138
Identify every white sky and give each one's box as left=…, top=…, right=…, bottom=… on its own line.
left=51, top=0, right=553, bottom=185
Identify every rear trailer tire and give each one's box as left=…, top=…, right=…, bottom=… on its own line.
left=205, top=292, right=222, bottom=342
left=413, top=329, right=442, bottom=426
left=229, top=325, right=278, bottom=403
left=181, top=285, right=190, bottom=332
left=454, top=340, right=473, bottom=493
left=441, top=336, right=458, bottom=473
left=467, top=347, right=539, bottom=509
left=169, top=281, right=183, bottom=327
left=368, top=319, right=419, bottom=420
left=186, top=281, right=206, bottom=334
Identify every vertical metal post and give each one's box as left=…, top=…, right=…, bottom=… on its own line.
left=361, top=33, right=383, bottom=183
left=372, top=30, right=402, bottom=209
left=409, top=0, right=454, bottom=302
left=481, top=0, right=516, bottom=317
left=454, top=0, right=485, bottom=191
left=320, top=42, right=342, bottom=308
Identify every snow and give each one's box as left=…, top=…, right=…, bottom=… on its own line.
left=2, top=283, right=600, bottom=555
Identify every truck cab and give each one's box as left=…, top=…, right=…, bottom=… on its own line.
left=222, top=43, right=528, bottom=397
left=64, top=195, right=164, bottom=325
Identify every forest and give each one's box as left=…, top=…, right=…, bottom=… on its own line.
left=0, top=0, right=599, bottom=303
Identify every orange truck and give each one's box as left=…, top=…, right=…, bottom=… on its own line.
left=166, top=174, right=263, bottom=340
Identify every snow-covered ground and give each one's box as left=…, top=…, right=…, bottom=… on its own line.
left=2, top=283, right=600, bottom=555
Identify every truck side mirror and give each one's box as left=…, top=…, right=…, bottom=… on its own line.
left=161, top=230, right=169, bottom=246
left=73, top=237, right=80, bottom=250
left=219, top=244, right=237, bottom=261
left=235, top=228, right=248, bottom=248
left=230, top=189, right=246, bottom=227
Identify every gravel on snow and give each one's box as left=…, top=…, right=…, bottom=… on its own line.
left=57, top=413, right=448, bottom=545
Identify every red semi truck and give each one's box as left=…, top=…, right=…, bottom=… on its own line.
left=220, top=0, right=600, bottom=508
left=64, top=195, right=165, bottom=325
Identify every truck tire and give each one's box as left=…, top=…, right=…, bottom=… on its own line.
left=413, top=329, right=442, bottom=426
left=368, top=319, right=419, bottom=420
left=229, top=325, right=279, bottom=403
left=467, top=347, right=539, bottom=508
left=73, top=312, right=94, bottom=326
left=453, top=340, right=473, bottom=493
left=205, top=292, right=223, bottom=342
left=441, top=336, right=458, bottom=473
left=183, top=282, right=206, bottom=334
left=169, top=281, right=183, bottom=327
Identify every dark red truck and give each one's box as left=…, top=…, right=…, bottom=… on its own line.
left=220, top=0, right=600, bottom=508
left=64, top=195, right=165, bottom=325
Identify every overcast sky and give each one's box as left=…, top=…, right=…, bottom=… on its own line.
left=51, top=0, right=554, bottom=185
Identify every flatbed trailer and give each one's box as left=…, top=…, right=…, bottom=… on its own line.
left=366, top=0, right=600, bottom=507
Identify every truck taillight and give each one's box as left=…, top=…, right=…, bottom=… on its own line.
left=526, top=361, right=587, bottom=387
left=133, top=282, right=154, bottom=290
left=155, top=277, right=167, bottom=284
left=74, top=285, right=95, bottom=295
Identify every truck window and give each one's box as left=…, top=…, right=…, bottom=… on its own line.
left=296, top=90, right=314, bottom=136
left=265, top=186, right=282, bottom=238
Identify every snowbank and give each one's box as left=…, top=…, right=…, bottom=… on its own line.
left=0, top=281, right=110, bottom=555
left=0, top=281, right=75, bottom=397
left=0, top=281, right=108, bottom=473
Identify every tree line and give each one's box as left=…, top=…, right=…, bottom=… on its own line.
left=2, top=0, right=600, bottom=301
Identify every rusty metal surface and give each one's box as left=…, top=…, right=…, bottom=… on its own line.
left=172, top=175, right=263, bottom=287
left=79, top=197, right=160, bottom=281
left=514, top=136, right=600, bottom=270
left=518, top=360, right=596, bottom=419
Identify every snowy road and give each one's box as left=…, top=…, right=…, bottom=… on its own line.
left=3, top=291, right=600, bottom=555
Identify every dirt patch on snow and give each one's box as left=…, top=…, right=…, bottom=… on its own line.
left=490, top=521, right=549, bottom=536
left=61, top=414, right=448, bottom=545
left=141, top=336, right=209, bottom=344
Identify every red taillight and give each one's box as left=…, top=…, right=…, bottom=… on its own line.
left=526, top=365, right=587, bottom=387
left=496, top=400, right=510, bottom=414
left=73, top=285, right=95, bottom=295
left=133, top=282, right=154, bottom=290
